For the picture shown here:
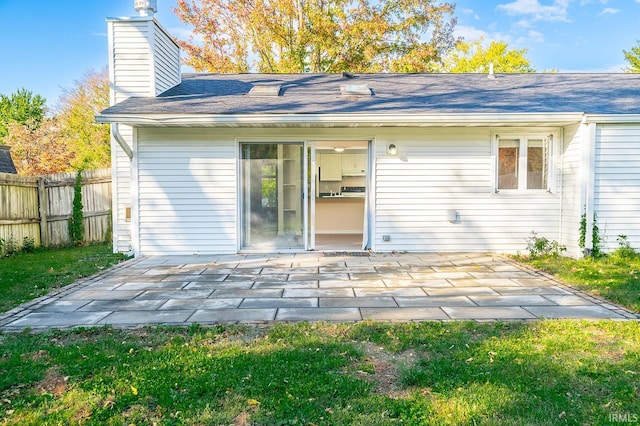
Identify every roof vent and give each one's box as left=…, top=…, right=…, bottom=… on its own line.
left=340, top=84, right=371, bottom=96
left=487, top=63, right=496, bottom=79
left=249, top=85, right=282, bottom=97
left=134, top=0, right=157, bottom=16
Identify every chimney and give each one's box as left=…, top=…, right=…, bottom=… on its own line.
left=107, top=1, right=181, bottom=104
left=134, top=0, right=157, bottom=16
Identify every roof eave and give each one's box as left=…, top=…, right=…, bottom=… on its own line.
left=96, top=112, right=586, bottom=128
left=584, top=114, right=640, bottom=124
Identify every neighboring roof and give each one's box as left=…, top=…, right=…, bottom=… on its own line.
left=0, top=145, right=17, bottom=174
left=100, top=73, right=640, bottom=119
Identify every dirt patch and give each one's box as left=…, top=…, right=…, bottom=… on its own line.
left=36, top=367, right=69, bottom=396
left=357, top=342, right=419, bottom=398
left=20, top=350, right=49, bottom=362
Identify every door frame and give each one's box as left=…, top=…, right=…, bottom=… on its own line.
left=237, top=138, right=374, bottom=252
left=309, top=139, right=373, bottom=251
left=237, top=139, right=308, bottom=252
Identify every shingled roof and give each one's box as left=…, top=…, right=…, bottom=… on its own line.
left=0, top=145, right=17, bottom=174
left=100, top=73, right=640, bottom=117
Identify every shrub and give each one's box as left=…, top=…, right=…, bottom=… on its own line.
left=69, top=171, right=84, bottom=245
left=21, top=236, right=36, bottom=253
left=526, top=232, right=566, bottom=258
left=610, top=235, right=637, bottom=260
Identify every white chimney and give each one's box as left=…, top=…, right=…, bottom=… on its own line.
left=134, top=0, right=157, bottom=16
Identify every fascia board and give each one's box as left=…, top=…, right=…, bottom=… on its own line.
left=584, top=114, right=640, bottom=124
left=96, top=112, right=585, bottom=127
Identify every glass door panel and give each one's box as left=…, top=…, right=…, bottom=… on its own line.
left=241, top=143, right=304, bottom=250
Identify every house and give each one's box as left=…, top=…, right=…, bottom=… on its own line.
left=97, top=2, right=640, bottom=257
left=0, top=145, right=17, bottom=174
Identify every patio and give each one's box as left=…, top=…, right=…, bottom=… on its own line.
left=1, top=252, right=637, bottom=331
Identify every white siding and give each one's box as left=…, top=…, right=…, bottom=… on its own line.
left=137, top=129, right=237, bottom=255
left=594, top=124, right=640, bottom=251
left=128, top=126, right=572, bottom=255
left=109, top=20, right=154, bottom=101
left=153, top=23, right=181, bottom=95
left=108, top=18, right=181, bottom=253
left=559, top=124, right=583, bottom=257
left=373, top=129, right=562, bottom=253
left=108, top=18, right=154, bottom=252
left=112, top=126, right=133, bottom=253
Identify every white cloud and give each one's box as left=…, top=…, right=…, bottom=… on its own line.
left=454, top=25, right=490, bottom=41
left=453, top=25, right=512, bottom=44
left=515, top=30, right=545, bottom=46
left=600, top=7, right=619, bottom=15
left=497, top=0, right=571, bottom=22
left=461, top=8, right=480, bottom=19
left=169, top=27, right=197, bottom=41
left=527, top=30, right=545, bottom=43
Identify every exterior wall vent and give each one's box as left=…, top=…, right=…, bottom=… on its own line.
left=249, top=85, right=282, bottom=97
left=340, top=84, right=371, bottom=96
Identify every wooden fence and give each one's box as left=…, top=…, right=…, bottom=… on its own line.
left=0, top=169, right=112, bottom=254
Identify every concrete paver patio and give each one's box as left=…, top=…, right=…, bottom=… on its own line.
left=1, top=252, right=637, bottom=331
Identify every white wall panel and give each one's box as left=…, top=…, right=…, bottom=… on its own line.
left=559, top=124, right=583, bottom=257
left=373, top=130, right=562, bottom=253
left=137, top=129, right=237, bottom=255
left=594, top=124, right=640, bottom=251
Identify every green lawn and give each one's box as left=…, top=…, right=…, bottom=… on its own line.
left=0, top=321, right=638, bottom=425
left=0, top=244, right=127, bottom=312
left=1, top=247, right=639, bottom=424
left=516, top=252, right=640, bottom=313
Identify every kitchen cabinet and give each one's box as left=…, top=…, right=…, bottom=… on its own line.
left=341, top=153, right=367, bottom=176
left=319, top=153, right=342, bottom=181
left=315, top=197, right=365, bottom=233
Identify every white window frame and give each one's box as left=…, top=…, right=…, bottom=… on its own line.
left=491, top=132, right=556, bottom=193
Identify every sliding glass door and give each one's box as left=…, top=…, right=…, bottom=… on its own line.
left=240, top=142, right=305, bottom=250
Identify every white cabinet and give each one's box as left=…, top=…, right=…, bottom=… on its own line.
left=278, top=144, right=302, bottom=235
left=341, top=153, right=367, bottom=176
left=319, top=153, right=342, bottom=181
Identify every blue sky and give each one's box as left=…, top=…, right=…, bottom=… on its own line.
left=0, top=0, right=639, bottom=108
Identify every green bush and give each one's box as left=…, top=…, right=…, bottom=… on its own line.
left=610, top=235, right=637, bottom=260
left=526, top=232, right=566, bottom=258
left=68, top=171, right=84, bottom=245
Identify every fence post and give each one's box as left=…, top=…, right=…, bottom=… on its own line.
left=37, top=177, right=49, bottom=247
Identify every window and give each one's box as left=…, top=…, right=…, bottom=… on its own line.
left=495, top=135, right=551, bottom=191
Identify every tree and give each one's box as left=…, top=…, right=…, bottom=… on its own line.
left=173, top=0, right=458, bottom=73
left=56, top=68, right=111, bottom=170
left=3, top=118, right=74, bottom=175
left=3, top=69, right=110, bottom=175
left=624, top=40, right=640, bottom=73
left=0, top=88, right=46, bottom=141
left=439, top=39, right=535, bottom=73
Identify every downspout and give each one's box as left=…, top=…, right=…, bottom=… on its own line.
left=111, top=123, right=133, bottom=159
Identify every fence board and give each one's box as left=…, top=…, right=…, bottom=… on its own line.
left=0, top=169, right=112, bottom=254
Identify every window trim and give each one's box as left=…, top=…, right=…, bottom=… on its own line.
left=491, top=132, right=556, bottom=194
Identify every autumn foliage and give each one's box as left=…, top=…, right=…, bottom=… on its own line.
left=3, top=119, right=74, bottom=175
left=2, top=69, right=110, bottom=176
left=174, top=0, right=458, bottom=73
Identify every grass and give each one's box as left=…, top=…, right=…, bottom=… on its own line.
left=0, top=321, right=638, bottom=425
left=0, top=245, right=638, bottom=424
left=0, top=244, right=127, bottom=312
left=516, top=251, right=640, bottom=313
